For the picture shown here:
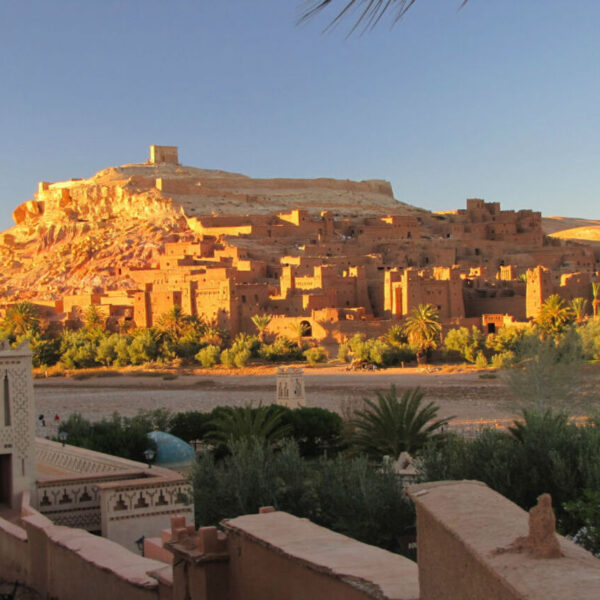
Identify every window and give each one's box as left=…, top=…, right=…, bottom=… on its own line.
left=3, top=375, right=10, bottom=427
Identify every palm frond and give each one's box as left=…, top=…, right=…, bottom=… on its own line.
left=299, top=0, right=469, bottom=34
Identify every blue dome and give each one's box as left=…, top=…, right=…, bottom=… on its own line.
left=147, top=431, right=195, bottom=469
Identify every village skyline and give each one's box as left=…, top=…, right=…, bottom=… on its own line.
left=2, top=1, right=600, bottom=231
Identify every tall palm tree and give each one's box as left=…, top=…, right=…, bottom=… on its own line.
left=592, top=282, right=600, bottom=318
left=300, top=0, right=468, bottom=34
left=536, top=294, right=573, bottom=335
left=403, top=303, right=441, bottom=364
left=350, top=386, right=451, bottom=459
left=251, top=314, right=272, bottom=344
left=2, top=302, right=40, bottom=338
left=156, top=306, right=187, bottom=339
left=570, top=297, right=588, bottom=325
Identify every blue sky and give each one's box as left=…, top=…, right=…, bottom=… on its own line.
left=1, top=1, right=599, bottom=230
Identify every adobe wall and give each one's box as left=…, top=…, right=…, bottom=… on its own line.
left=0, top=513, right=28, bottom=584
left=408, top=481, right=600, bottom=600
left=0, top=497, right=170, bottom=600
left=464, top=290, right=526, bottom=321
left=223, top=511, right=419, bottom=600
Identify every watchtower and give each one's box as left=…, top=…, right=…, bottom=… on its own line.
left=0, top=340, right=36, bottom=509
left=149, top=145, right=179, bottom=165
left=276, top=367, right=306, bottom=409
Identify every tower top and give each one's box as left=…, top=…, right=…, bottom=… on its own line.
left=149, top=145, right=179, bottom=165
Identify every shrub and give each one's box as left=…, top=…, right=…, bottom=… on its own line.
left=579, top=317, right=600, bottom=360
left=58, top=412, right=156, bottom=462
left=258, top=337, right=304, bottom=362
left=419, top=412, right=600, bottom=536
left=220, top=349, right=235, bottom=368
left=564, top=490, right=600, bottom=557
left=491, top=351, right=515, bottom=369
left=233, top=348, right=252, bottom=368
left=475, top=351, right=488, bottom=369
left=337, top=343, right=350, bottom=363
left=304, top=346, right=327, bottom=365
left=196, top=345, right=221, bottom=368
left=283, top=406, right=343, bottom=457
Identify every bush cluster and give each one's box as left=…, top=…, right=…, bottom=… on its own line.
left=192, top=439, right=414, bottom=555
left=419, top=411, right=600, bottom=554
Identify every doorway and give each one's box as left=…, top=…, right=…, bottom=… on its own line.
left=0, top=454, right=11, bottom=505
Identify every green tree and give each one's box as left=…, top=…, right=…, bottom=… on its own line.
left=536, top=294, right=573, bottom=336
left=304, top=346, right=327, bottom=365
left=251, top=314, right=272, bottom=344
left=444, top=326, right=485, bottom=363
left=403, top=304, right=441, bottom=364
left=504, top=329, right=583, bottom=414
left=349, top=386, right=451, bottom=459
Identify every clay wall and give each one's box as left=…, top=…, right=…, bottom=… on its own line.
left=464, top=289, right=526, bottom=321
left=408, top=481, right=600, bottom=600
left=155, top=178, right=197, bottom=194
left=0, top=498, right=169, bottom=600
left=164, top=240, right=214, bottom=258
left=224, top=512, right=419, bottom=600
left=63, top=293, right=102, bottom=316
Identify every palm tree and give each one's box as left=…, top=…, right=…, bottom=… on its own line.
left=403, top=303, right=441, bottom=364
left=592, top=282, right=600, bottom=318
left=251, top=314, right=272, bottom=344
left=206, top=404, right=292, bottom=446
left=385, top=324, right=406, bottom=346
left=290, top=320, right=311, bottom=348
left=536, top=294, right=573, bottom=335
left=156, top=306, right=187, bottom=339
left=2, top=302, right=40, bottom=338
left=349, top=386, right=451, bottom=459
left=570, top=297, right=588, bottom=325
left=300, top=0, right=468, bottom=34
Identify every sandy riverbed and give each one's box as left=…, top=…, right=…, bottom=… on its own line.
left=33, top=363, right=600, bottom=435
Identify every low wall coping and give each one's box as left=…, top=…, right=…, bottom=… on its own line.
left=407, top=480, right=600, bottom=600
left=223, top=511, right=419, bottom=600
left=21, top=515, right=166, bottom=589
left=0, top=516, right=27, bottom=542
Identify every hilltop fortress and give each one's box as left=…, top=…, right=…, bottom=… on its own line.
left=1, top=145, right=597, bottom=338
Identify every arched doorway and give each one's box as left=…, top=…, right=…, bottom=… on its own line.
left=299, top=320, right=312, bottom=337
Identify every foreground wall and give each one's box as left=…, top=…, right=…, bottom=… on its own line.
left=408, top=481, right=600, bottom=600
left=0, top=494, right=172, bottom=600
left=165, top=509, right=420, bottom=600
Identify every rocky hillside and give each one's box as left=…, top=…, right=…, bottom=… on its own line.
left=0, top=154, right=420, bottom=302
